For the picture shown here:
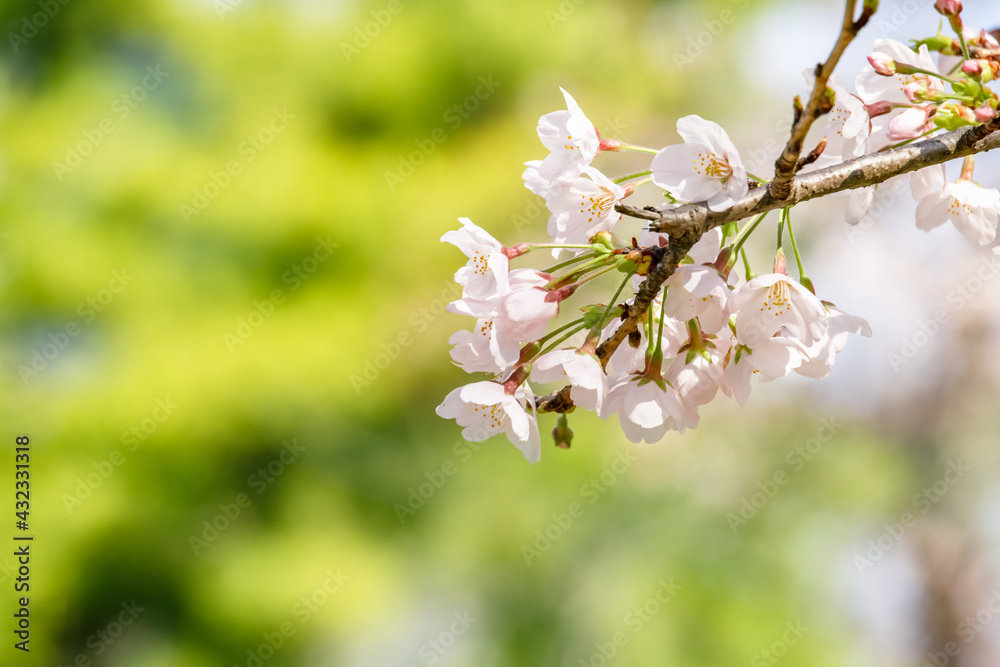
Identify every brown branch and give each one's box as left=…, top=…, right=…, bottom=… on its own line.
left=635, top=121, right=1000, bottom=236
left=769, top=0, right=873, bottom=201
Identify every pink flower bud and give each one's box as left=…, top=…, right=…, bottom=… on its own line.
left=934, top=0, right=962, bottom=16
left=598, top=138, right=622, bottom=152
left=902, top=82, right=925, bottom=103
left=962, top=59, right=982, bottom=76
left=886, top=106, right=935, bottom=140
left=865, top=101, right=894, bottom=118
left=867, top=52, right=896, bottom=76
left=975, top=103, right=996, bottom=123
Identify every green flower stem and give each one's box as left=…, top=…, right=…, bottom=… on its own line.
left=731, top=211, right=769, bottom=259
left=546, top=255, right=614, bottom=288
left=588, top=272, right=633, bottom=341
left=537, top=323, right=589, bottom=358
left=613, top=169, right=652, bottom=184
left=785, top=210, right=807, bottom=282
left=741, top=247, right=755, bottom=282
left=907, top=66, right=962, bottom=87
left=618, top=143, right=659, bottom=155
left=534, top=317, right=587, bottom=350
left=543, top=251, right=598, bottom=275
left=776, top=208, right=787, bottom=251
left=653, top=286, right=667, bottom=358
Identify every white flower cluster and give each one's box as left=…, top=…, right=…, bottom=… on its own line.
left=436, top=4, right=1000, bottom=463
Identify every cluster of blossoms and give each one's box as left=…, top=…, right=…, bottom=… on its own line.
left=436, top=0, right=999, bottom=463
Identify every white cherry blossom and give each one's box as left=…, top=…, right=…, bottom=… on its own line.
left=795, top=306, right=872, bottom=379
left=436, top=381, right=541, bottom=463
left=662, top=265, right=732, bottom=333
left=545, top=166, right=627, bottom=246
left=440, top=217, right=509, bottom=302
left=733, top=273, right=828, bottom=348
left=532, top=88, right=600, bottom=185
left=722, top=337, right=805, bottom=406
left=915, top=177, right=1000, bottom=245
left=601, top=375, right=686, bottom=442
left=532, top=349, right=607, bottom=412
left=651, top=115, right=748, bottom=212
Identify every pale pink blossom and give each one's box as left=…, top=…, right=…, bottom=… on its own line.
left=545, top=166, right=627, bottom=247
left=441, top=217, right=509, bottom=302
left=531, top=88, right=600, bottom=185
left=497, top=269, right=560, bottom=343
left=732, top=273, right=828, bottom=348
left=722, top=337, right=805, bottom=406
left=532, top=349, right=607, bottom=412
left=448, top=318, right=505, bottom=374
left=436, top=381, right=541, bottom=463
left=651, top=115, right=748, bottom=212
left=795, top=306, right=872, bottom=379
left=685, top=227, right=725, bottom=265
left=915, top=177, right=1000, bottom=245
left=662, top=265, right=732, bottom=332
left=886, top=105, right=935, bottom=141
left=601, top=375, right=686, bottom=442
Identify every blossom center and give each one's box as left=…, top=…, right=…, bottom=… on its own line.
left=471, top=402, right=503, bottom=429
left=693, top=151, right=732, bottom=181
left=579, top=188, right=616, bottom=223
left=947, top=195, right=972, bottom=217
left=760, top=281, right=790, bottom=318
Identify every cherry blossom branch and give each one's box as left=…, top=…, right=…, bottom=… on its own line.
left=627, top=119, right=1000, bottom=237
left=769, top=0, right=874, bottom=201
left=536, top=118, right=1000, bottom=414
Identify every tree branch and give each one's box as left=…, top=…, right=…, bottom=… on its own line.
left=769, top=0, right=873, bottom=201
left=634, top=121, right=1000, bottom=236
left=536, top=121, right=1000, bottom=415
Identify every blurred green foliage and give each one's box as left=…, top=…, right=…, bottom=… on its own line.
left=0, top=0, right=989, bottom=665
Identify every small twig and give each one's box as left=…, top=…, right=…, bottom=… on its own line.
left=769, top=0, right=873, bottom=201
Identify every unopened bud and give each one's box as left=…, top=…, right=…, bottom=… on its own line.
left=590, top=231, right=616, bottom=252
left=598, top=138, right=622, bottom=152
left=974, top=103, right=996, bottom=123
left=867, top=52, right=896, bottom=76
left=552, top=414, right=573, bottom=449
left=773, top=247, right=787, bottom=275
left=962, top=59, right=982, bottom=75
left=865, top=100, right=893, bottom=118
left=887, top=105, right=936, bottom=140
left=934, top=0, right=961, bottom=17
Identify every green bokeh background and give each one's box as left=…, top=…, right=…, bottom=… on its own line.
left=1, top=0, right=998, bottom=665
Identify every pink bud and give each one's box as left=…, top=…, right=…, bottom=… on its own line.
left=934, top=0, right=962, bottom=16
left=598, top=138, right=622, bottom=152
left=867, top=52, right=896, bottom=76
left=902, top=82, right=925, bottom=103
left=962, top=59, right=982, bottom=75
left=975, top=103, right=996, bottom=123
left=773, top=248, right=787, bottom=275
left=503, top=242, right=531, bottom=259
left=865, top=100, right=893, bottom=118
left=886, top=106, right=935, bottom=140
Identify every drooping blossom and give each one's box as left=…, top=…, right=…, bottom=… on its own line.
left=662, top=265, right=732, bottom=333
left=732, top=273, right=828, bottom=348
left=441, top=217, right=510, bottom=302
left=532, top=349, right=608, bottom=412
left=436, top=381, right=541, bottom=463
left=600, top=375, right=686, bottom=442
left=795, top=306, right=872, bottom=379
left=544, top=166, right=627, bottom=247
